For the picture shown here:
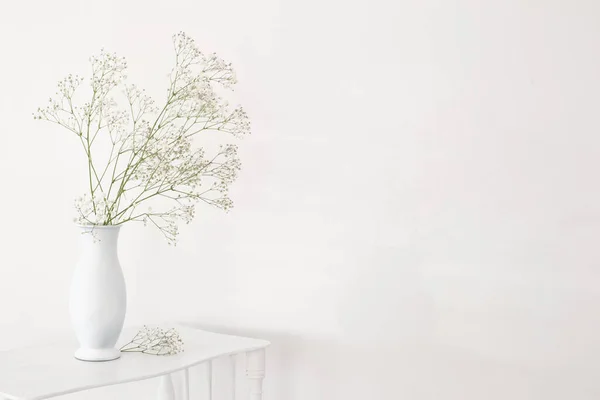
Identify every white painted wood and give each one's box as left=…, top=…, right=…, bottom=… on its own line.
left=231, top=355, right=237, bottom=400
left=157, top=374, right=175, bottom=400
left=0, top=326, right=269, bottom=400
left=207, top=360, right=213, bottom=400
left=183, top=368, right=190, bottom=400
left=246, top=349, right=266, bottom=400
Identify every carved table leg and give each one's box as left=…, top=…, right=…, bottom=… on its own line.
left=183, top=368, right=190, bottom=400
left=157, top=374, right=176, bottom=400
left=207, top=360, right=213, bottom=400
left=246, top=349, right=266, bottom=400
left=231, top=355, right=237, bottom=400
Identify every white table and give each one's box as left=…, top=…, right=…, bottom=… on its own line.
left=0, top=326, right=269, bottom=400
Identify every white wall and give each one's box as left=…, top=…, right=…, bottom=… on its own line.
left=1, top=0, right=600, bottom=399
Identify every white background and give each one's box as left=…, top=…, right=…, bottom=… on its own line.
left=1, top=0, right=600, bottom=399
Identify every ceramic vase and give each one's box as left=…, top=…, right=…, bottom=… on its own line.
left=69, top=225, right=127, bottom=361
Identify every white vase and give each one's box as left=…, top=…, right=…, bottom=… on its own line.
left=70, top=225, right=127, bottom=361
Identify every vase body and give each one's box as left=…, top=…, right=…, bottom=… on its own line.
left=70, top=225, right=127, bottom=361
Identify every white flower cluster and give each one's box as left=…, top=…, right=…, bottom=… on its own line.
left=74, top=194, right=111, bottom=225
left=34, top=32, right=250, bottom=244
left=120, top=326, right=184, bottom=356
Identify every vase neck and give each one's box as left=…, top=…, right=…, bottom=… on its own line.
left=78, top=226, right=121, bottom=256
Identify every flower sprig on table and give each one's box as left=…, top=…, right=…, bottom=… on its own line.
left=34, top=32, right=250, bottom=244
left=120, top=326, right=184, bottom=356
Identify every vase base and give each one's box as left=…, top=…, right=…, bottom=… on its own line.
left=74, top=348, right=121, bottom=362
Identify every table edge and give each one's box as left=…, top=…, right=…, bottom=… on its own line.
left=0, top=338, right=269, bottom=400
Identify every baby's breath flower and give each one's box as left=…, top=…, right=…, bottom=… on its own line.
left=120, top=326, right=184, bottom=356
left=35, top=32, right=249, bottom=244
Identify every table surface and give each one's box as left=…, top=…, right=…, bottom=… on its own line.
left=0, top=326, right=269, bottom=400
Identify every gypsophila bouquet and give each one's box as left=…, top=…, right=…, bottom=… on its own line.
left=34, top=32, right=250, bottom=244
